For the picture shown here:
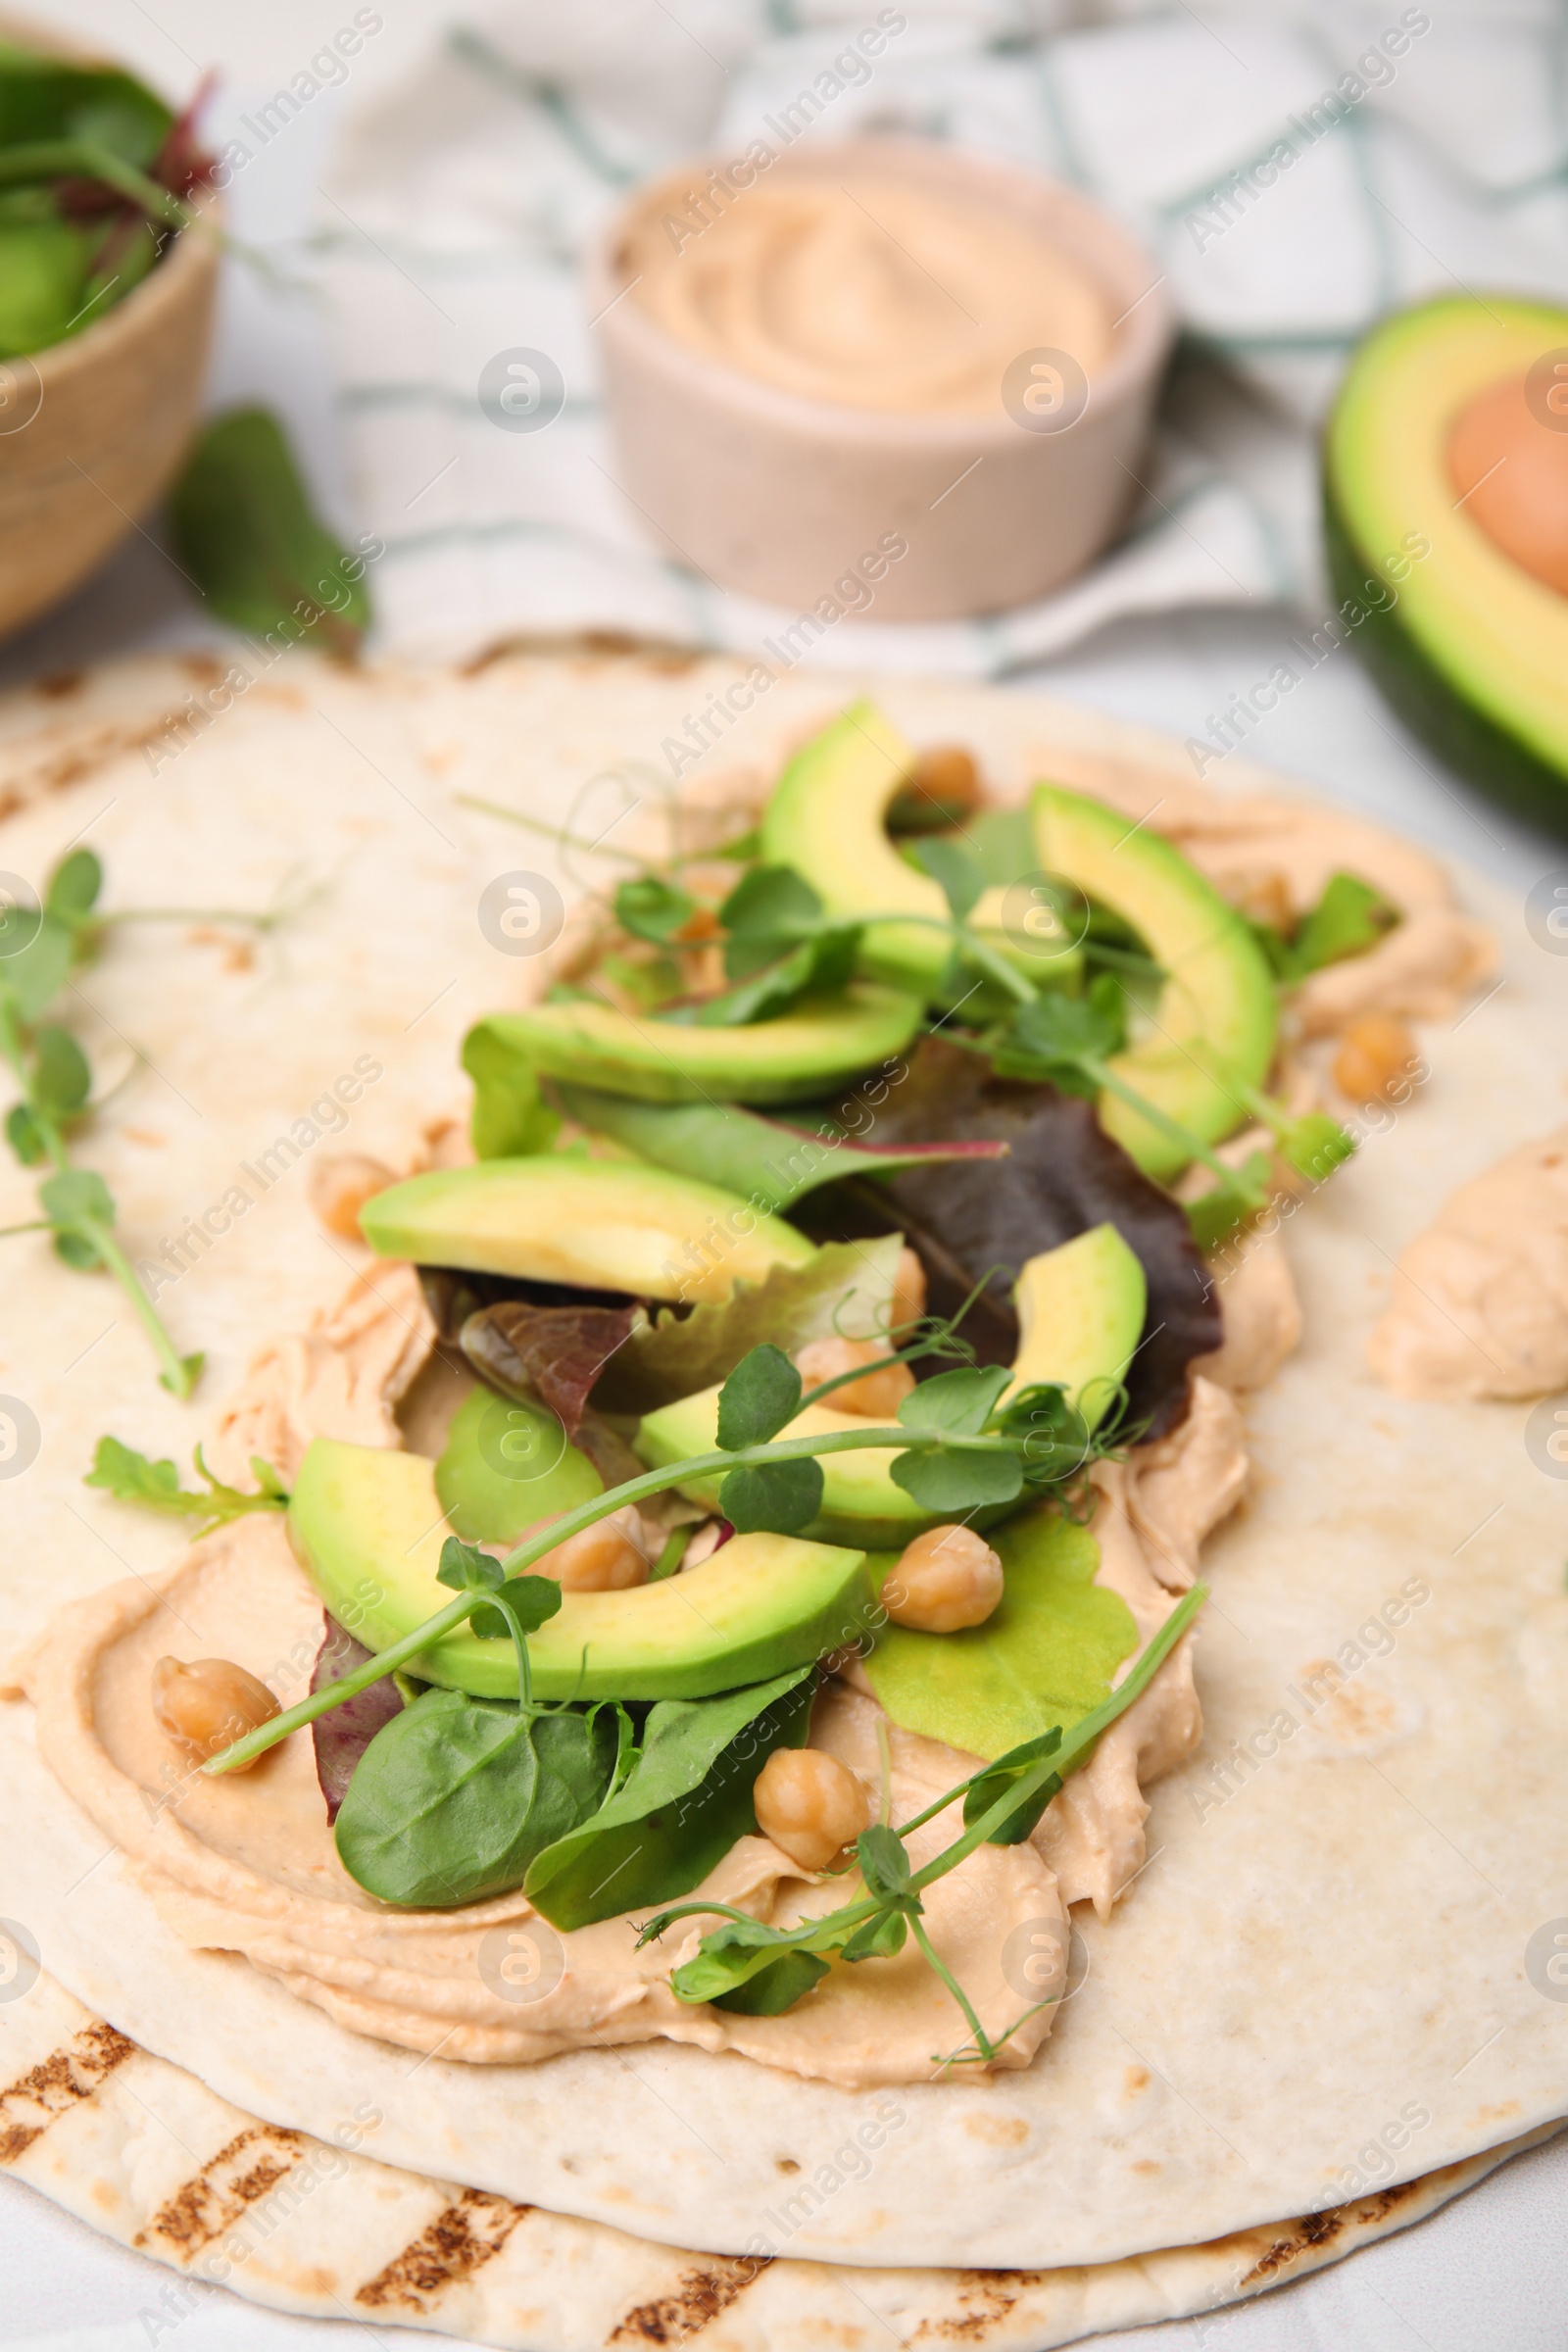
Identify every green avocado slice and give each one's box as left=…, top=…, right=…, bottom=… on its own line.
left=359, top=1156, right=815, bottom=1303
left=862, top=1503, right=1139, bottom=1763
left=1031, top=784, right=1277, bottom=1180
left=1324, top=293, right=1568, bottom=828
left=465, top=984, right=922, bottom=1109
left=635, top=1225, right=1148, bottom=1549
left=760, top=700, right=1083, bottom=1004
left=433, top=1384, right=603, bottom=1547
left=288, top=1441, right=874, bottom=1702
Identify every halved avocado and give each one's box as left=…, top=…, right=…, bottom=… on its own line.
left=288, top=1439, right=872, bottom=1701
left=862, top=1503, right=1139, bottom=1762
left=1032, top=784, right=1276, bottom=1180
left=635, top=1225, right=1149, bottom=1548
left=1325, top=294, right=1568, bottom=829
left=760, top=701, right=1083, bottom=1004
left=466, top=984, right=922, bottom=1109
left=434, top=1384, right=602, bottom=1546
left=360, top=1157, right=814, bottom=1303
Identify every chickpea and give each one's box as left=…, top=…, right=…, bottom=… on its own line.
left=534, top=1504, right=649, bottom=1592
left=754, top=1746, right=871, bottom=1874
left=1233, top=871, right=1295, bottom=933
left=1333, top=1014, right=1419, bottom=1105
left=910, top=745, right=981, bottom=819
left=309, top=1152, right=397, bottom=1241
left=892, top=1247, right=927, bottom=1333
left=151, top=1656, right=280, bottom=1769
left=881, top=1525, right=1004, bottom=1634
left=795, top=1335, right=914, bottom=1419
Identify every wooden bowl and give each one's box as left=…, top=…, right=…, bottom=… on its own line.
left=0, top=176, right=220, bottom=638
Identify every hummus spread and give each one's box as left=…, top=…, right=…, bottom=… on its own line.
left=1368, top=1127, right=1568, bottom=1400
left=624, top=173, right=1110, bottom=416
left=23, top=1270, right=1245, bottom=2085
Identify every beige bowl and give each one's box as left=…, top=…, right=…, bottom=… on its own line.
left=0, top=188, right=220, bottom=639
left=589, top=138, right=1174, bottom=623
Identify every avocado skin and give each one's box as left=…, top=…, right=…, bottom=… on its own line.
left=1324, top=487, right=1568, bottom=836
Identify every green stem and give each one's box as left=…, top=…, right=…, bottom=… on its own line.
left=79, top=1218, right=199, bottom=1397
left=0, top=1218, right=51, bottom=1238
left=95, top=906, right=288, bottom=930
left=911, top=1913, right=994, bottom=2060
left=455, top=795, right=642, bottom=864
left=0, top=139, right=191, bottom=227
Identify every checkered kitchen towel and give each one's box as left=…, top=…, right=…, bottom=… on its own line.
left=303, top=0, right=1568, bottom=670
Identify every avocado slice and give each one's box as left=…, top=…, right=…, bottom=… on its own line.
left=360, top=1157, right=815, bottom=1303
left=465, top=984, right=922, bottom=1109
left=1325, top=294, right=1568, bottom=828
left=862, top=1503, right=1139, bottom=1762
left=634, top=1225, right=1148, bottom=1548
left=760, top=701, right=1084, bottom=1004
left=1032, top=784, right=1276, bottom=1180
left=288, top=1439, right=872, bottom=1701
left=434, top=1383, right=603, bottom=1547
left=1007, top=1224, right=1146, bottom=1432
left=636, top=1391, right=942, bottom=1549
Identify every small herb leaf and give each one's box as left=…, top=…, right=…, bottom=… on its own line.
left=718, top=1456, right=824, bottom=1535
left=889, top=1446, right=1024, bottom=1512
left=912, top=836, right=985, bottom=922
left=895, top=1363, right=1011, bottom=1438
left=715, top=1343, right=802, bottom=1449
left=614, top=874, right=697, bottom=946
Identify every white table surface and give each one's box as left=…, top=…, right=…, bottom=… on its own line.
left=3, top=6, right=1566, bottom=2346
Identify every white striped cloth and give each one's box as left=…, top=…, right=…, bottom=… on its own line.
left=312, top=0, right=1568, bottom=670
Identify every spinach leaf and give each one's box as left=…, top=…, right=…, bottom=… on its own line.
left=169, top=409, right=372, bottom=651
left=523, top=1665, right=813, bottom=1931
left=334, top=1690, right=617, bottom=1909
left=553, top=1087, right=1008, bottom=1213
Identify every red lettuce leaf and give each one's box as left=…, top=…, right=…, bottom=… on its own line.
left=459, top=1300, right=639, bottom=1438
left=791, top=1038, right=1221, bottom=1438
left=311, top=1616, right=404, bottom=1825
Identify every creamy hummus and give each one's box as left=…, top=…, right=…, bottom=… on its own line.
left=624, top=172, right=1111, bottom=416
left=22, top=1269, right=1243, bottom=2085
left=1368, top=1126, right=1568, bottom=1400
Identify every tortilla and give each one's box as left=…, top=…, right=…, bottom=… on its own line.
left=3, top=1963, right=1558, bottom=2349
left=1, top=649, right=1564, bottom=2307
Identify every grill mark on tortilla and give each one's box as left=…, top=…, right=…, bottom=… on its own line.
left=907, top=2270, right=1050, bottom=2341
left=0, top=2020, right=136, bottom=2164
left=1235, top=2180, right=1422, bottom=2287
left=609, top=2254, right=772, bottom=2343
left=355, top=2186, right=529, bottom=2309
left=136, top=2124, right=309, bottom=2255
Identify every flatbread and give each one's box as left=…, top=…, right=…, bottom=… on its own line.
left=4, top=1964, right=1557, bottom=2349
left=0, top=649, right=1564, bottom=2301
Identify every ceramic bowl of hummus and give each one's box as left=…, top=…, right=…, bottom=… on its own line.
left=589, top=137, right=1174, bottom=622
